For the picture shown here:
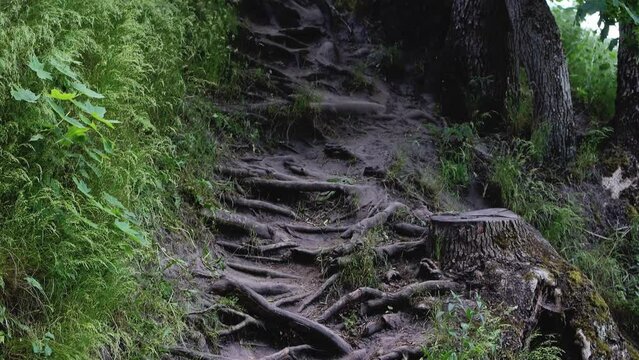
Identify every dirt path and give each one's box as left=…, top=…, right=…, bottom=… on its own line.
left=163, top=1, right=456, bottom=359
left=161, top=1, right=630, bottom=359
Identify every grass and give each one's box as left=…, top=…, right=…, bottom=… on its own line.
left=431, top=123, right=477, bottom=192
left=554, top=7, right=617, bottom=122
left=338, top=229, right=386, bottom=289
left=0, top=0, right=236, bottom=358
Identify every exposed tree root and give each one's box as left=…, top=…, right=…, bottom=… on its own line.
left=378, top=346, right=423, bottom=360
left=246, top=177, right=362, bottom=194
left=363, top=280, right=463, bottom=313
left=318, top=287, right=384, bottom=323
left=169, top=347, right=231, bottom=360
left=259, top=345, right=316, bottom=360
left=374, top=239, right=429, bottom=260
left=297, top=273, right=339, bottom=312
left=211, top=276, right=353, bottom=355
left=203, top=210, right=274, bottom=239
left=217, top=240, right=298, bottom=256
left=341, top=202, right=409, bottom=239
left=417, top=258, right=446, bottom=280
left=217, top=307, right=265, bottom=337
left=226, top=261, right=301, bottom=279
left=274, top=291, right=312, bottom=307
left=209, top=275, right=298, bottom=296
left=222, top=195, right=298, bottom=218
left=392, top=222, right=429, bottom=237
left=285, top=224, right=349, bottom=234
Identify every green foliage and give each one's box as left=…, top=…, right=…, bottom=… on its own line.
left=571, top=127, right=612, bottom=180
left=0, top=0, right=235, bottom=358
left=432, top=123, right=477, bottom=191
left=554, top=7, right=617, bottom=121
left=491, top=140, right=585, bottom=251
left=423, top=293, right=503, bottom=360
left=338, top=229, right=385, bottom=289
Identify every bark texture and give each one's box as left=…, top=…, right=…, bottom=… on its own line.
left=442, top=0, right=512, bottom=126
left=614, top=21, right=639, bottom=149
left=431, top=209, right=629, bottom=359
left=505, top=0, right=576, bottom=163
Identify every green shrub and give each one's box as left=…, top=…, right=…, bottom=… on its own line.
left=554, top=7, right=617, bottom=121
left=0, top=0, right=234, bottom=358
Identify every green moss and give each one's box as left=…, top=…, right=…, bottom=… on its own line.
left=568, top=270, right=584, bottom=285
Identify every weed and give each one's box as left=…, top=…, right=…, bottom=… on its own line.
left=423, top=292, right=503, bottom=360
left=339, top=229, right=386, bottom=289
left=571, top=127, right=612, bottom=181
left=431, top=122, right=477, bottom=192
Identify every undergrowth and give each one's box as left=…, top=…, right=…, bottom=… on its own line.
left=0, top=0, right=236, bottom=358
left=554, top=7, right=617, bottom=122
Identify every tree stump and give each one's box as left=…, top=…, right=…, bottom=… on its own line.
left=430, top=208, right=556, bottom=272
left=430, top=209, right=630, bottom=359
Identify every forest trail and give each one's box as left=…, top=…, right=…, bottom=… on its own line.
left=163, top=1, right=629, bottom=359
left=167, top=0, right=452, bottom=358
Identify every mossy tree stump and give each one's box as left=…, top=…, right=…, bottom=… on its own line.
left=430, top=209, right=630, bottom=359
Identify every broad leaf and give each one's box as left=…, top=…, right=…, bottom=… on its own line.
left=46, top=98, right=86, bottom=128
left=11, top=87, right=40, bottom=103
left=72, top=100, right=107, bottom=119
left=115, top=220, right=149, bottom=246
left=25, top=276, right=45, bottom=296
left=48, top=88, right=77, bottom=100
left=65, top=126, right=90, bottom=140
left=72, top=82, right=104, bottom=99
left=72, top=176, right=92, bottom=196
left=28, top=56, right=52, bottom=80
left=49, top=58, right=79, bottom=80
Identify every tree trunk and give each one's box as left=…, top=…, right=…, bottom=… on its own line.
left=441, top=0, right=512, bottom=128
left=430, top=209, right=630, bottom=358
left=505, top=0, right=576, bottom=164
left=614, top=21, right=639, bottom=149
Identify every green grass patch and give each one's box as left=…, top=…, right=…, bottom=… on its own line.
left=0, top=0, right=236, bottom=358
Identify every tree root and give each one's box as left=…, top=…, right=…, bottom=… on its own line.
left=392, top=222, right=429, bottom=237
left=209, top=276, right=298, bottom=296
left=259, top=345, right=316, bottom=360
left=341, top=202, right=408, bottom=239
left=297, top=273, right=339, bottom=312
left=274, top=291, right=312, bottom=307
left=226, top=261, right=301, bottom=279
left=217, top=240, right=298, bottom=256
left=211, top=276, right=353, bottom=355
left=203, top=210, right=274, bottom=239
left=222, top=195, right=297, bottom=219
left=378, top=346, right=423, bottom=360
left=217, top=307, right=265, bottom=337
left=246, top=177, right=361, bottom=194
left=417, top=258, right=446, bottom=280
left=169, top=347, right=231, bottom=360
left=363, top=280, right=464, bottom=313
left=374, top=239, right=429, bottom=260
left=318, top=287, right=384, bottom=323
left=285, top=224, right=349, bottom=234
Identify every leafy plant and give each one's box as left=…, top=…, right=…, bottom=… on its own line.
left=423, top=292, right=503, bottom=360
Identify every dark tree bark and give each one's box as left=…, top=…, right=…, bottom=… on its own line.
left=614, top=21, right=639, bottom=148
left=441, top=0, right=513, bottom=127
left=505, top=0, right=576, bottom=164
